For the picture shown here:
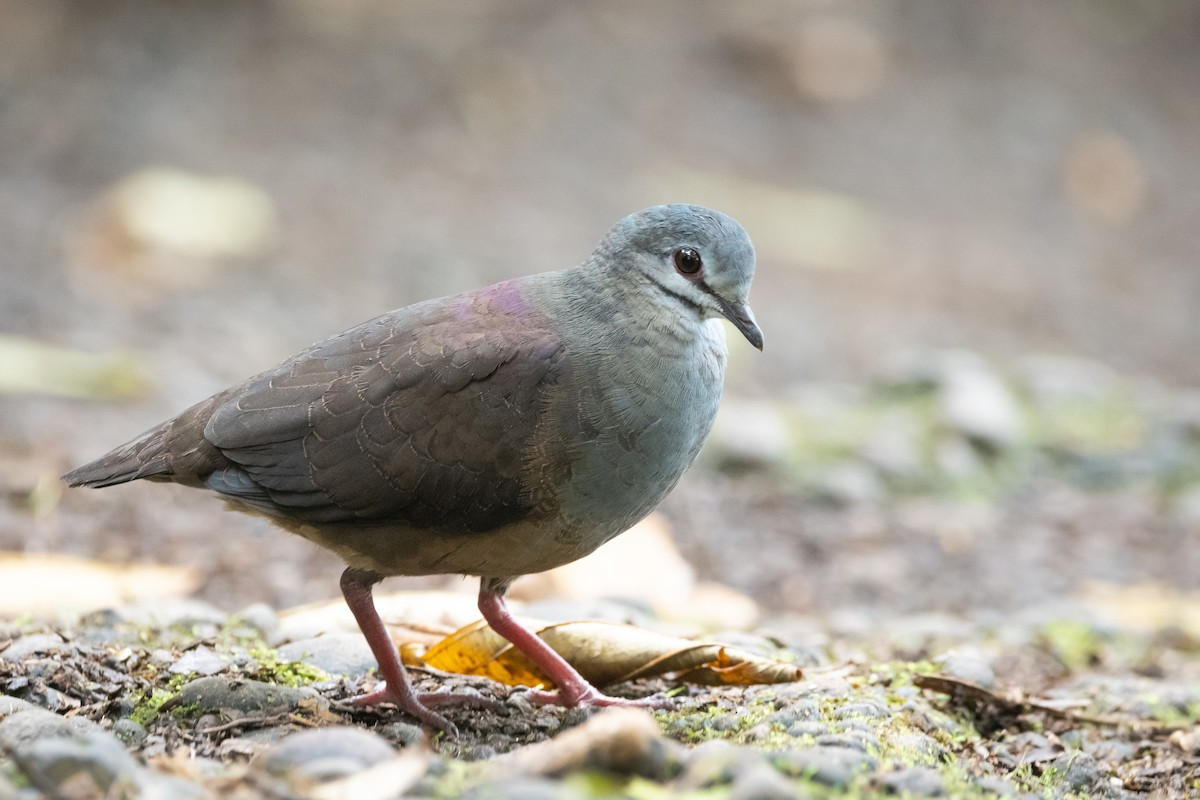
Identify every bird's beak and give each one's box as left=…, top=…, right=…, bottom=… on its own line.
left=715, top=296, right=764, bottom=351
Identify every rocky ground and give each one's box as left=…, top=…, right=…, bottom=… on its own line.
left=1, top=589, right=1199, bottom=799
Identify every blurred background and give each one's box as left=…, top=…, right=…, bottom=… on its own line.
left=2, top=1, right=1199, bottom=630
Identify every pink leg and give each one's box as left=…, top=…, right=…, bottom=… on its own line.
left=340, top=569, right=499, bottom=733
left=477, top=579, right=669, bottom=709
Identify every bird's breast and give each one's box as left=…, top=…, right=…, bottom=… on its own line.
left=544, top=318, right=727, bottom=546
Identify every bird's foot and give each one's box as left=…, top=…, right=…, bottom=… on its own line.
left=347, top=685, right=505, bottom=735
left=521, top=685, right=674, bottom=710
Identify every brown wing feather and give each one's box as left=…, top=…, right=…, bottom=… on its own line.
left=69, top=284, right=567, bottom=535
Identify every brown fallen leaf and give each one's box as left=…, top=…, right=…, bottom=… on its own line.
left=410, top=617, right=801, bottom=689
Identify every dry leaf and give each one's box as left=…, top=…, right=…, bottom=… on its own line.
left=415, top=617, right=801, bottom=689
left=0, top=552, right=200, bottom=616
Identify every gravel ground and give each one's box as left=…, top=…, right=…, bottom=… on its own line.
left=2, top=593, right=1199, bottom=799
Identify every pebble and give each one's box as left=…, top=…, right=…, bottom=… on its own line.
left=380, top=720, right=427, bottom=748
left=0, top=708, right=99, bottom=749
left=787, top=721, right=833, bottom=738
left=112, top=719, right=148, bottom=747
left=876, top=766, right=945, bottom=796
left=937, top=648, right=996, bottom=689
left=678, top=739, right=766, bottom=789
left=175, top=676, right=329, bottom=716
left=277, top=633, right=377, bottom=678
left=934, top=351, right=1024, bottom=450
left=1047, top=750, right=1104, bottom=792
left=833, top=701, right=887, bottom=720
left=707, top=399, right=793, bottom=469
left=0, top=633, right=72, bottom=662
left=170, top=646, right=227, bottom=677
left=730, top=762, right=801, bottom=800
left=764, top=700, right=821, bottom=728
left=772, top=745, right=878, bottom=788
left=890, top=732, right=948, bottom=765
left=261, top=727, right=396, bottom=782
left=16, top=730, right=140, bottom=793
left=0, top=695, right=37, bottom=719
left=812, top=462, right=885, bottom=507
left=234, top=602, right=280, bottom=636
left=815, top=731, right=881, bottom=752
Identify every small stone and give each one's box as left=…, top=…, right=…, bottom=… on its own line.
left=730, top=762, right=802, bottom=800
left=16, top=730, right=140, bottom=793
left=262, top=727, right=395, bottom=782
left=111, top=719, right=147, bottom=747
left=787, top=721, right=832, bottom=738
left=679, top=740, right=764, bottom=789
left=773, top=746, right=878, bottom=788
left=812, top=463, right=884, bottom=507
left=936, top=354, right=1023, bottom=450
left=815, top=731, right=880, bottom=752
left=707, top=399, right=792, bottom=469
left=876, top=766, right=945, bottom=796
left=1047, top=751, right=1103, bottom=792
left=170, top=646, right=227, bottom=677
left=0, top=633, right=73, bottom=662
left=765, top=700, right=820, bottom=728
left=277, top=634, right=376, bottom=678
left=0, top=695, right=37, bottom=719
left=889, top=732, right=947, bottom=765
left=833, top=702, right=886, bottom=720
left=175, top=676, right=329, bottom=716
left=936, top=648, right=996, bottom=690
left=234, top=603, right=279, bottom=636
left=0, top=708, right=99, bottom=749
left=380, top=721, right=426, bottom=748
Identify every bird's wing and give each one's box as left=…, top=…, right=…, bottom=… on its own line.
left=201, top=288, right=567, bottom=532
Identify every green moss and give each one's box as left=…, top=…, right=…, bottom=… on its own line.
left=656, top=697, right=779, bottom=746
left=246, top=646, right=328, bottom=687
left=129, top=687, right=175, bottom=725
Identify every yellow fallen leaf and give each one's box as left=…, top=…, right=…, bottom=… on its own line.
left=414, top=617, right=802, bottom=689
left=0, top=553, right=201, bottom=616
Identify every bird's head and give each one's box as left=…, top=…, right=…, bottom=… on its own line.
left=596, top=204, right=763, bottom=350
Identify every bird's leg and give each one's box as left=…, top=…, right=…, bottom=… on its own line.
left=477, top=578, right=670, bottom=709
left=340, top=568, right=499, bottom=733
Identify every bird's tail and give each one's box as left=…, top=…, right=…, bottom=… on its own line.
left=62, top=424, right=172, bottom=488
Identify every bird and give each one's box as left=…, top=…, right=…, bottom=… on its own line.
left=64, top=204, right=762, bottom=733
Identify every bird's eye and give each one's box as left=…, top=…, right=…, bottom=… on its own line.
left=673, top=247, right=702, bottom=276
